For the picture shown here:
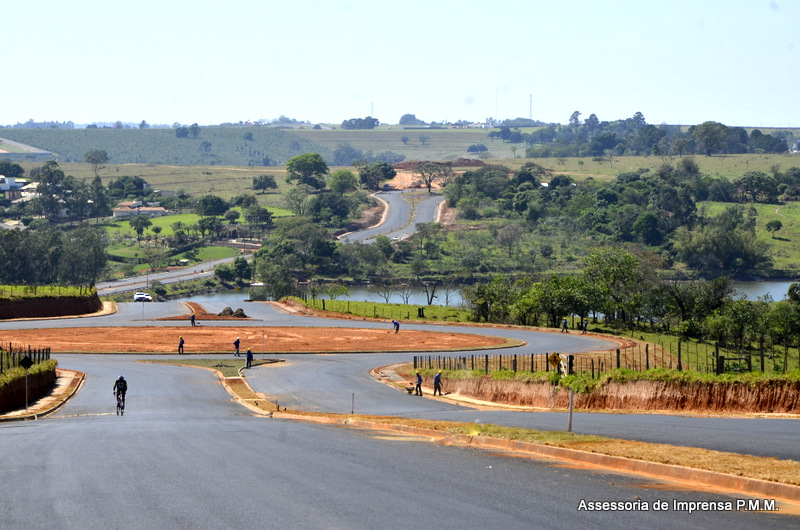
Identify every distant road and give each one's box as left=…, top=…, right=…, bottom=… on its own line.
left=340, top=190, right=444, bottom=243
left=101, top=190, right=442, bottom=295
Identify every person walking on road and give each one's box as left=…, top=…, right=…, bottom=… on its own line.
left=433, top=370, right=443, bottom=396
left=392, top=320, right=400, bottom=333
left=178, top=336, right=185, bottom=354
left=233, top=337, right=240, bottom=356
left=190, top=312, right=196, bottom=326
left=245, top=348, right=253, bottom=369
left=415, top=371, right=423, bottom=396
left=582, top=320, right=588, bottom=334
left=561, top=318, right=568, bottom=333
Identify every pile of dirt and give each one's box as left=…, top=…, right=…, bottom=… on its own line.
left=218, top=307, right=247, bottom=318
left=159, top=302, right=250, bottom=321
left=392, top=159, right=485, bottom=171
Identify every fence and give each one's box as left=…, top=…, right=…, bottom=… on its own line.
left=0, top=342, right=52, bottom=375
left=414, top=342, right=682, bottom=378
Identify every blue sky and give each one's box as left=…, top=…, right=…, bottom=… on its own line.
left=3, top=0, right=798, bottom=127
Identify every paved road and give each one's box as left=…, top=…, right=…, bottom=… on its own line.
left=2, top=352, right=793, bottom=528
left=339, top=190, right=444, bottom=243
left=4, top=299, right=798, bottom=463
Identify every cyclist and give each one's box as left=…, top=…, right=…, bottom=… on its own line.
left=113, top=375, right=127, bottom=407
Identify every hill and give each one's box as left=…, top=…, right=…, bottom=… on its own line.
left=0, top=125, right=520, bottom=166
left=0, top=127, right=331, bottom=166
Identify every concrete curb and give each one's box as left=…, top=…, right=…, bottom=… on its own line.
left=0, top=369, right=85, bottom=422
left=270, top=412, right=800, bottom=505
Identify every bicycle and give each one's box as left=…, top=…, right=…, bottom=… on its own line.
left=115, top=391, right=125, bottom=416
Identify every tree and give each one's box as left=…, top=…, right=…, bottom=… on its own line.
left=692, top=121, right=729, bottom=155
left=129, top=215, right=152, bottom=241
left=188, top=123, right=200, bottom=138
left=245, top=205, right=274, bottom=235
left=766, top=219, right=783, bottom=239
left=341, top=117, right=379, bottom=130
left=285, top=153, right=328, bottom=190
left=0, top=161, right=25, bottom=180
left=283, top=184, right=312, bottom=215
left=413, top=162, right=450, bottom=194
left=328, top=169, right=358, bottom=195
left=359, top=161, right=396, bottom=190
left=198, top=216, right=223, bottom=239
left=89, top=175, right=112, bottom=220
left=31, top=160, right=67, bottom=219
left=252, top=174, right=277, bottom=194
left=195, top=195, right=229, bottom=216
left=399, top=114, right=425, bottom=126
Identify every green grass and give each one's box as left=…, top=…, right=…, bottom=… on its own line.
left=147, top=358, right=272, bottom=378
left=0, top=285, right=94, bottom=300
left=694, top=201, right=800, bottom=273
left=299, top=297, right=471, bottom=322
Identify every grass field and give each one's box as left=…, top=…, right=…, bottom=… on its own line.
left=700, top=200, right=800, bottom=273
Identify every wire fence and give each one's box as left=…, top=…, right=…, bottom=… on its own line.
left=0, top=342, right=52, bottom=375
left=414, top=342, right=682, bottom=378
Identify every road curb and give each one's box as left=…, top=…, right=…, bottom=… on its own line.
left=0, top=369, right=85, bottom=422
left=270, top=412, right=800, bottom=506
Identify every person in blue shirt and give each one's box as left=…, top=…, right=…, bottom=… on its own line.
left=433, top=370, right=443, bottom=396
left=246, top=348, right=253, bottom=369
left=415, top=371, right=423, bottom=396
left=233, top=337, right=240, bottom=356
left=392, top=320, right=400, bottom=333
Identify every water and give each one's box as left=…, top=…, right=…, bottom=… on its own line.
left=731, top=280, right=796, bottom=301
left=183, top=284, right=465, bottom=307
left=181, top=281, right=793, bottom=305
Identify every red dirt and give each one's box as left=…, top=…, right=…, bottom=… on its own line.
left=1, top=302, right=506, bottom=354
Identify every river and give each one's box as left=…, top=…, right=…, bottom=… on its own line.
left=181, top=280, right=797, bottom=306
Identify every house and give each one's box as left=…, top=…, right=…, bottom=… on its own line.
left=113, top=200, right=169, bottom=219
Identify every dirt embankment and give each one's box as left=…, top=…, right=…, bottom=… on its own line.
left=435, top=377, right=800, bottom=414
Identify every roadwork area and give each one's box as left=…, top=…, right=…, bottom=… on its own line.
left=1, top=325, right=508, bottom=353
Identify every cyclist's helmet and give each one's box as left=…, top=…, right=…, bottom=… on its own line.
left=119, top=375, right=125, bottom=379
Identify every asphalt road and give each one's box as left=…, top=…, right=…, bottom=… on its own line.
left=2, top=352, right=793, bottom=529
left=339, top=190, right=444, bottom=243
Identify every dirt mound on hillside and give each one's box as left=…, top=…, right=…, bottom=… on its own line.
left=393, top=159, right=485, bottom=170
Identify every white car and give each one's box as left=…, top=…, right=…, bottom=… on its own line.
left=133, top=292, right=152, bottom=302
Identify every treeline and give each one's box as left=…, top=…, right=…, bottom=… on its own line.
left=488, top=112, right=793, bottom=158
left=461, top=247, right=800, bottom=371
left=0, top=225, right=108, bottom=286
left=443, top=160, right=800, bottom=276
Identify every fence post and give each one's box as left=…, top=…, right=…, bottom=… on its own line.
left=616, top=349, right=620, bottom=369
left=645, top=344, right=650, bottom=370
left=677, top=340, right=683, bottom=371
left=513, top=355, right=517, bottom=372
left=484, top=354, right=489, bottom=375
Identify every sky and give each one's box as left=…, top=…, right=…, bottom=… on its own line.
left=3, top=0, right=799, bottom=128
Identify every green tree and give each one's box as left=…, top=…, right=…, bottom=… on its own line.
left=84, top=149, right=109, bottom=178
left=413, top=162, right=450, bottom=194
left=766, top=219, right=783, bottom=239
left=129, top=215, right=152, bottom=241
left=285, top=153, right=328, bottom=189
left=328, top=169, right=358, bottom=195
left=358, top=161, right=396, bottom=190
left=283, top=184, right=312, bottom=216
left=195, top=195, right=229, bottom=216
left=253, top=174, right=277, bottom=194
left=692, top=121, right=729, bottom=155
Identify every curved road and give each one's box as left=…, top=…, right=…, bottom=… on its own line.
left=1, top=301, right=797, bottom=526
